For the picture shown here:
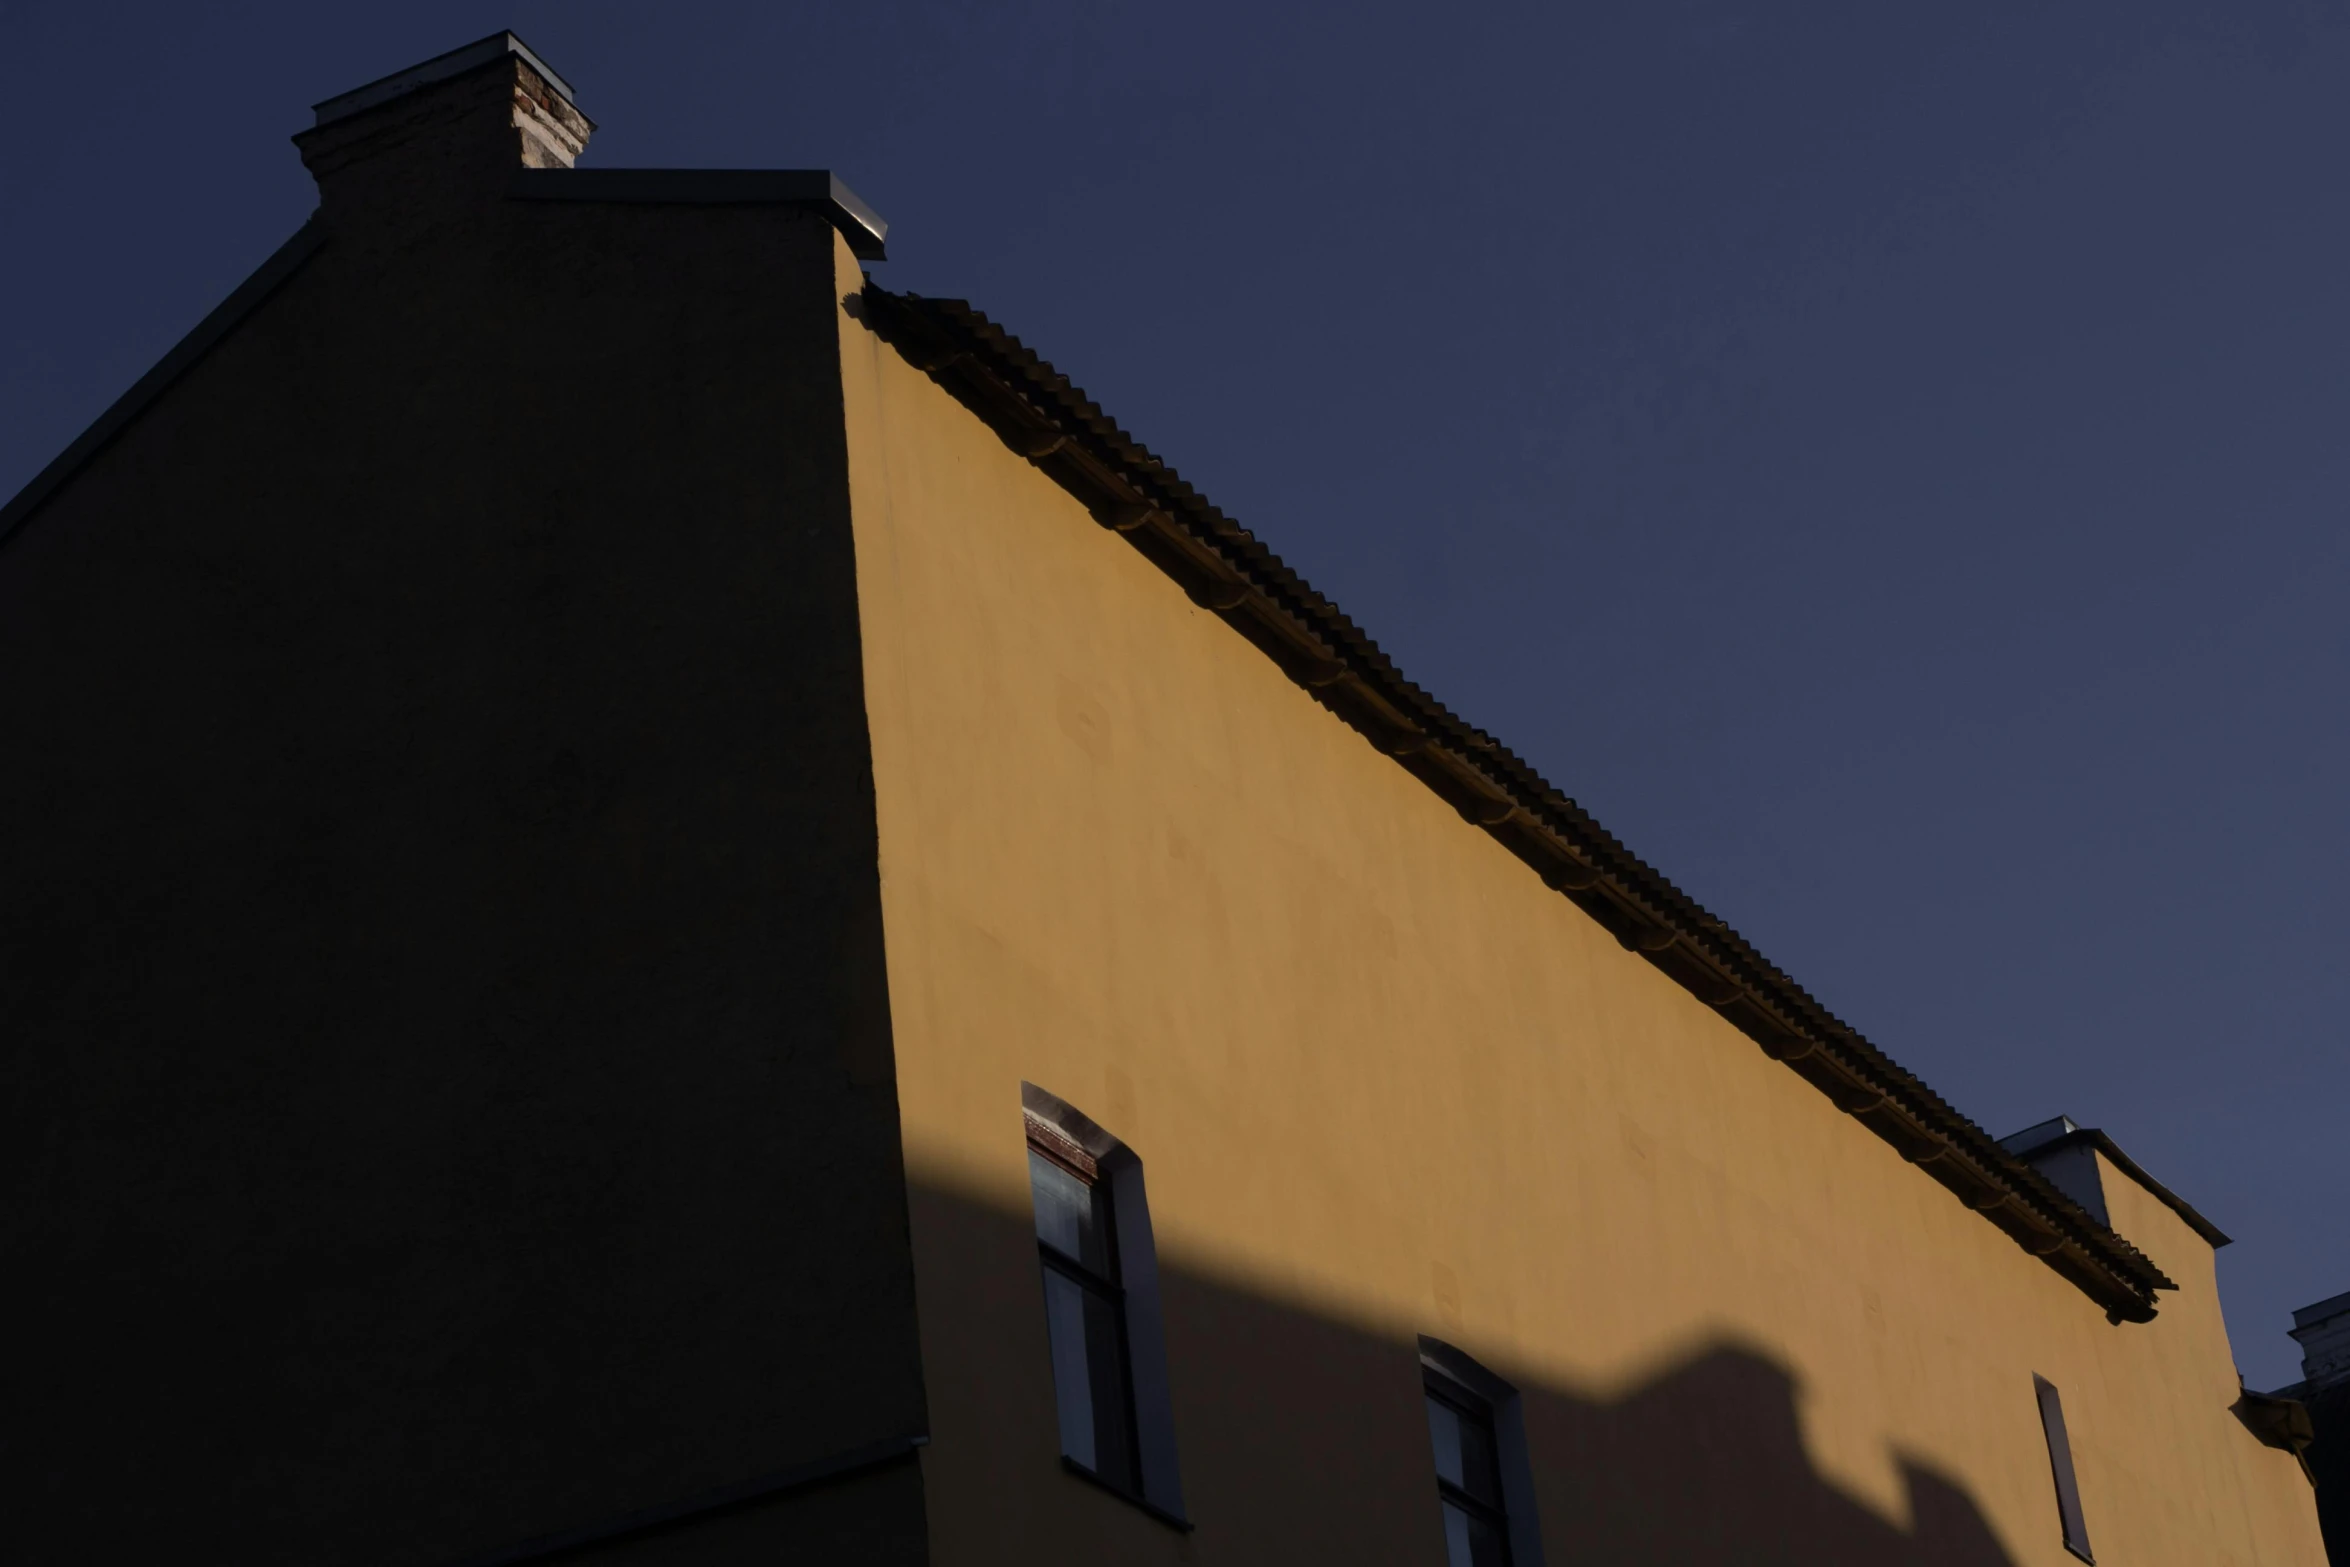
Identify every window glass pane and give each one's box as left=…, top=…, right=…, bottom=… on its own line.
left=1078, top=1281, right=1137, bottom=1488
left=1454, top=1401, right=1502, bottom=1508
left=1428, top=1390, right=1504, bottom=1507
left=1029, top=1149, right=1112, bottom=1275
left=1441, top=1499, right=1510, bottom=1567
left=1042, top=1269, right=1096, bottom=1468
left=1427, top=1393, right=1466, bottom=1488
left=1041, top=1266, right=1138, bottom=1490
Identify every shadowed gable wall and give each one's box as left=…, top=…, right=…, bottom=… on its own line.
left=0, top=150, right=924, bottom=1562
left=833, top=249, right=2324, bottom=1567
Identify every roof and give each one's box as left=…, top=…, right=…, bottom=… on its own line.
left=1999, top=1116, right=2232, bottom=1248
left=858, top=284, right=2181, bottom=1324
left=511, top=169, right=886, bottom=260
left=0, top=151, right=2179, bottom=1327
left=0, top=177, right=884, bottom=555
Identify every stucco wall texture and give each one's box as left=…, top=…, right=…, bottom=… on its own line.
left=0, top=69, right=923, bottom=1566
left=834, top=240, right=2325, bottom=1565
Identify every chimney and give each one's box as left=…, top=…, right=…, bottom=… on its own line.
left=1995, top=1115, right=2232, bottom=1276
left=1998, top=1117, right=2109, bottom=1224
left=2290, top=1290, right=2350, bottom=1392
left=293, top=32, right=592, bottom=226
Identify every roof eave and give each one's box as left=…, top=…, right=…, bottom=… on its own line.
left=860, top=283, right=2174, bottom=1324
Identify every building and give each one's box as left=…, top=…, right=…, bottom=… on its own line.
left=2274, top=1291, right=2350, bottom=1559
left=0, top=33, right=2327, bottom=1567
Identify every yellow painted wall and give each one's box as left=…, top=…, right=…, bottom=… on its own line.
left=832, top=236, right=2323, bottom=1566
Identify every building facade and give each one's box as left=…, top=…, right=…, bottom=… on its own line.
left=2276, top=1291, right=2350, bottom=1560
left=0, top=34, right=2328, bottom=1567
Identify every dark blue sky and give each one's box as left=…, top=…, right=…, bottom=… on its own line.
left=5, top=2, right=2342, bottom=1387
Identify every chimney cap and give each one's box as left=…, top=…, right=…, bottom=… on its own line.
left=1996, top=1115, right=2081, bottom=1158
left=313, top=31, right=576, bottom=128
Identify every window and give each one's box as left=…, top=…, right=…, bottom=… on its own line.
left=1022, top=1083, right=1187, bottom=1526
left=1421, top=1338, right=1545, bottom=1567
left=1029, top=1137, right=1139, bottom=1489
left=2034, top=1375, right=2094, bottom=1563
left=1426, top=1371, right=1512, bottom=1565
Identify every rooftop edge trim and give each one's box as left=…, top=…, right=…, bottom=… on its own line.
left=858, top=283, right=2181, bottom=1325
left=510, top=169, right=887, bottom=261
left=0, top=221, right=326, bottom=555
left=313, top=31, right=576, bottom=126
left=0, top=169, right=893, bottom=551
left=2294, top=1291, right=2350, bottom=1330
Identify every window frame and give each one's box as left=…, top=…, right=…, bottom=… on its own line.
left=1425, top=1367, right=1514, bottom=1565
left=2033, top=1374, right=2095, bottom=1563
left=1420, top=1336, right=1547, bottom=1567
left=1027, top=1128, right=1145, bottom=1495
left=1021, top=1083, right=1190, bottom=1530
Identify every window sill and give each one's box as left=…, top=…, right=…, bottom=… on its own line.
left=1060, top=1457, right=1193, bottom=1532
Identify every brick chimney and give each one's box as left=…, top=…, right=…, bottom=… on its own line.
left=293, top=32, right=592, bottom=226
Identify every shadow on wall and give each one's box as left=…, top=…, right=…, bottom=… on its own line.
left=908, top=1184, right=2024, bottom=1567
left=1520, top=1350, right=2013, bottom=1567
